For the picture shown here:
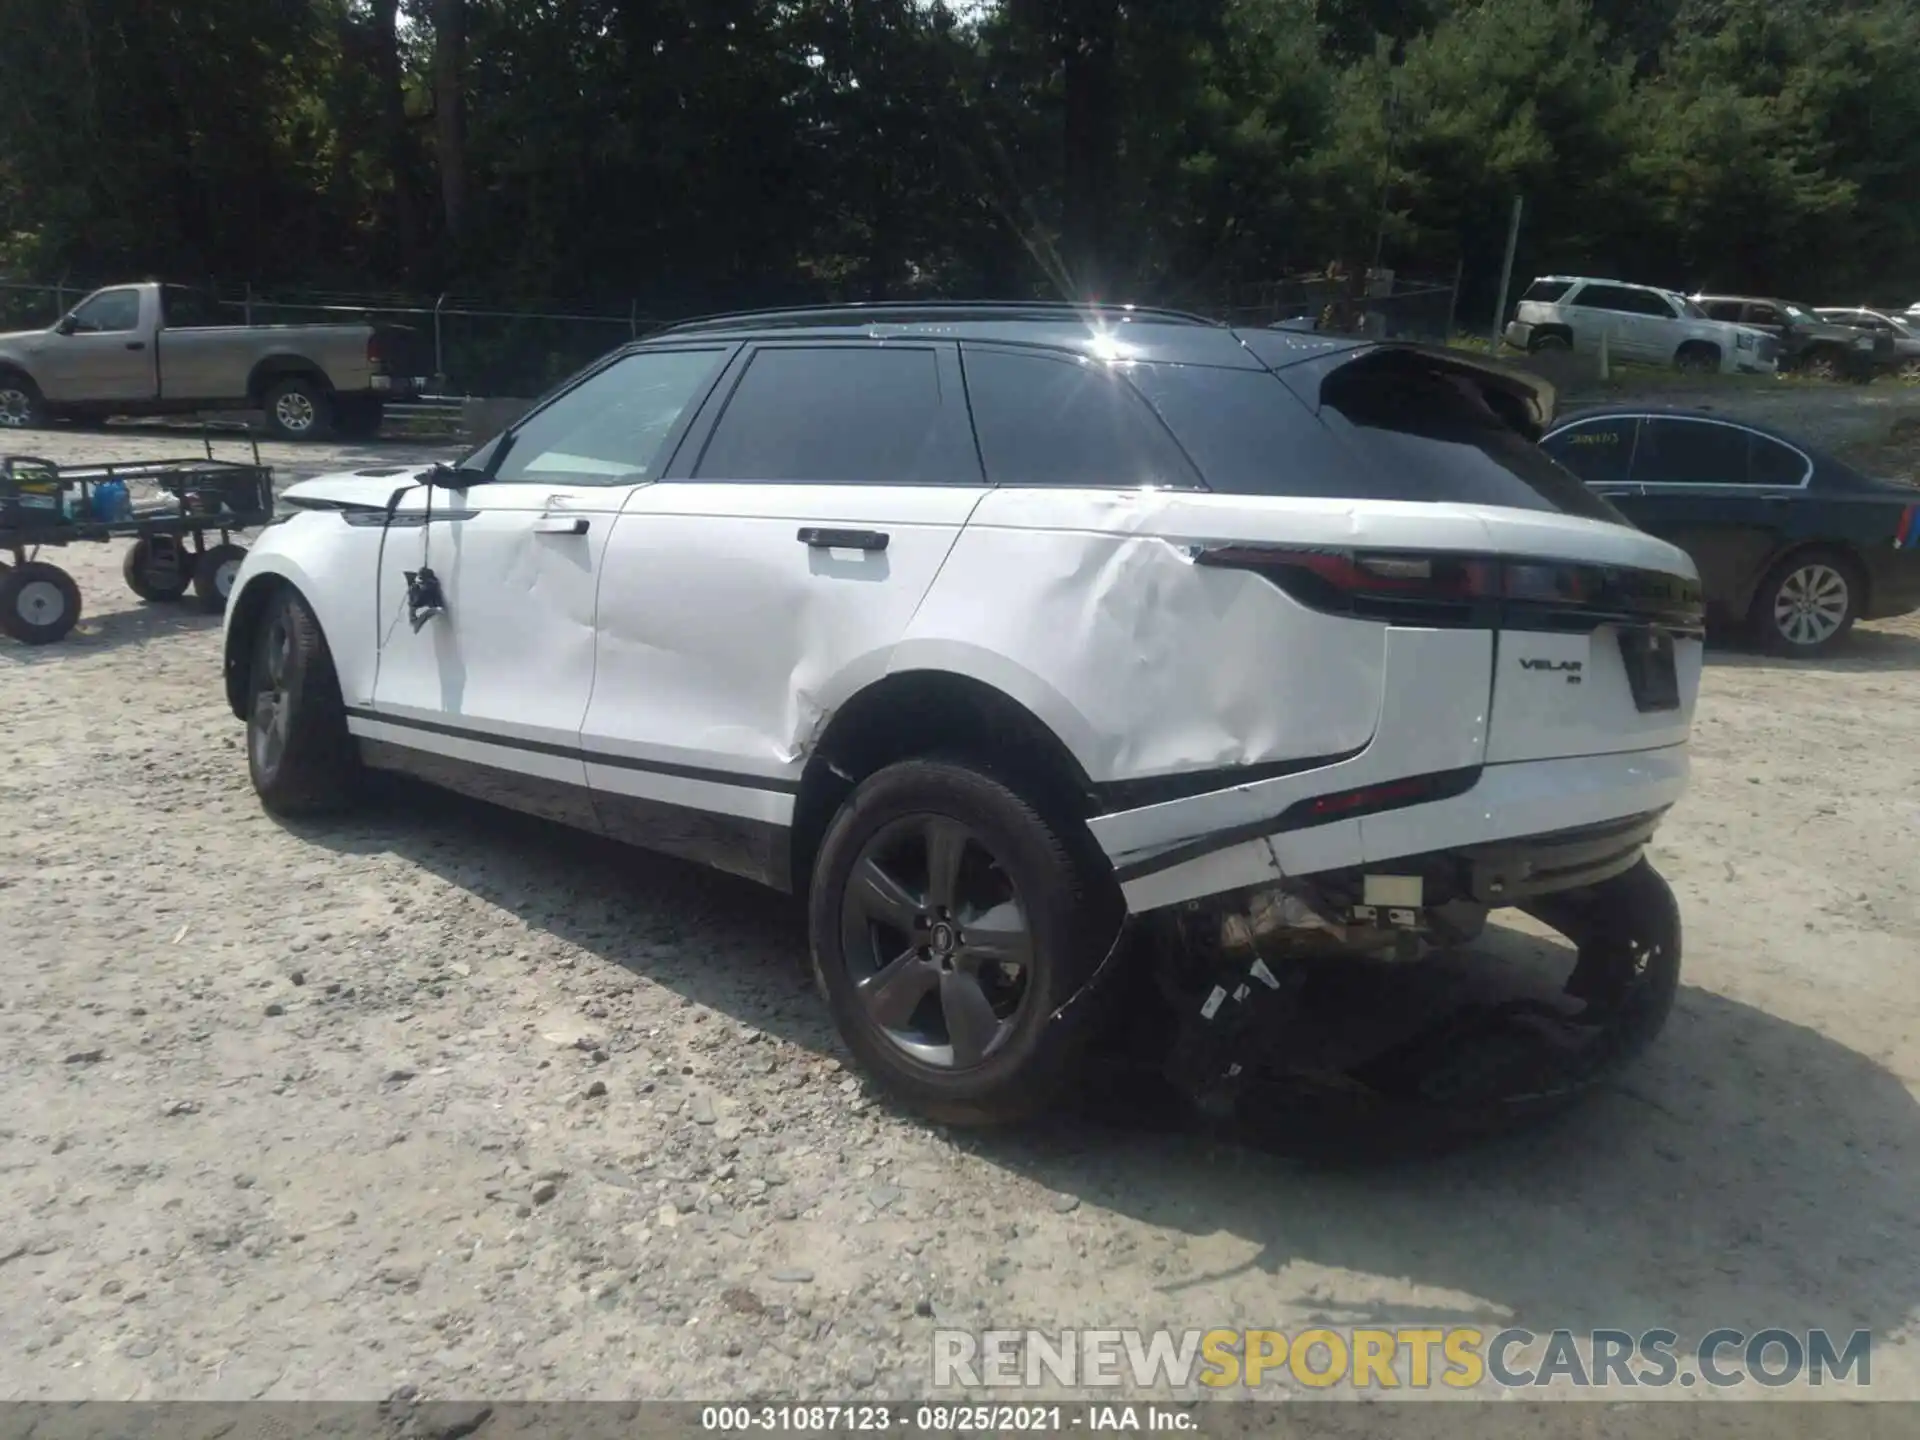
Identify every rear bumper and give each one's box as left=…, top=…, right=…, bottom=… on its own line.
left=1097, top=744, right=1690, bottom=913
left=369, top=375, right=428, bottom=394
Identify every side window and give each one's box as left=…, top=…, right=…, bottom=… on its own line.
left=1744, top=304, right=1783, bottom=327
left=493, top=347, right=727, bottom=487
left=694, top=346, right=969, bottom=484
left=1700, top=300, right=1743, bottom=323
left=1570, top=285, right=1667, bottom=316
left=1541, top=416, right=1638, bottom=485
left=1748, top=433, right=1809, bottom=487
left=68, top=288, right=141, bottom=334
left=1631, top=418, right=1749, bottom=486
left=961, top=347, right=1199, bottom=489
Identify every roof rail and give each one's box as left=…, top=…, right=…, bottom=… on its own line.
left=654, top=299, right=1223, bottom=335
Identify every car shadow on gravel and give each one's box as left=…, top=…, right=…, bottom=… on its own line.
left=292, top=780, right=1920, bottom=1350
left=1703, top=623, right=1920, bottom=673
left=0, top=597, right=222, bottom=664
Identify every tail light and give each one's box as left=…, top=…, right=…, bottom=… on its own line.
left=1193, top=546, right=1703, bottom=634
left=366, top=334, right=388, bottom=371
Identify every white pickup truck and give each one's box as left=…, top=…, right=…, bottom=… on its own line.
left=0, top=282, right=429, bottom=441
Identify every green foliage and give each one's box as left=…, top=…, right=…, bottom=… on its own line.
left=2, top=0, right=1917, bottom=345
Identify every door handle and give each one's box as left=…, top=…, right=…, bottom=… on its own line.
left=125, top=341, right=146, bottom=351
left=534, top=515, right=589, bottom=534
left=798, top=527, right=888, bottom=552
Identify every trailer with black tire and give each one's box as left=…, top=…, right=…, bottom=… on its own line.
left=0, top=434, right=273, bottom=645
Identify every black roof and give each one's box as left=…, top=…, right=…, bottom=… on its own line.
left=639, top=299, right=1276, bottom=368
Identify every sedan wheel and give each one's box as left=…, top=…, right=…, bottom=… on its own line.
left=1755, top=553, right=1859, bottom=657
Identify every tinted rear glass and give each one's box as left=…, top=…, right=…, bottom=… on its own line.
left=961, top=347, right=1200, bottom=488
left=697, top=346, right=969, bottom=483
left=1309, top=351, right=1626, bottom=520
left=1522, top=280, right=1573, bottom=303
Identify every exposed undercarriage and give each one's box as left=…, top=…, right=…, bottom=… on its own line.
left=1075, top=816, right=1684, bottom=1146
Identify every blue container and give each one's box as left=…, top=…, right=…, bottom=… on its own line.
left=92, top=479, right=132, bottom=522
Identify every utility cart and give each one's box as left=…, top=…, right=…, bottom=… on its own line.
left=0, top=430, right=274, bottom=645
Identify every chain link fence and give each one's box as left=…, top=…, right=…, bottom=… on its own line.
left=1205, top=268, right=1462, bottom=343
left=2, top=267, right=1464, bottom=404
left=0, top=278, right=651, bottom=399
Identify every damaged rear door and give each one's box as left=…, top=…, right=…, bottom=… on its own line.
left=580, top=339, right=987, bottom=884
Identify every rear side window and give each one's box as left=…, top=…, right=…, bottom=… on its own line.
left=1541, top=416, right=1638, bottom=485
left=496, top=347, right=725, bottom=486
left=1311, top=351, right=1624, bottom=521
left=1521, top=280, right=1573, bottom=303
left=696, top=346, right=967, bottom=484
left=961, top=347, right=1199, bottom=489
left=1572, top=285, right=1672, bottom=317
left=1631, top=418, right=1749, bottom=485
left=1750, top=433, right=1809, bottom=486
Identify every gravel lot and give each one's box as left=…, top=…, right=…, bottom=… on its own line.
left=3, top=421, right=1919, bottom=1408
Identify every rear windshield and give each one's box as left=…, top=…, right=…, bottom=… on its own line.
left=1310, top=351, right=1625, bottom=521
left=1521, top=279, right=1573, bottom=303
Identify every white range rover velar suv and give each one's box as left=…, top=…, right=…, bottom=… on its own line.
left=223, top=303, right=1702, bottom=1131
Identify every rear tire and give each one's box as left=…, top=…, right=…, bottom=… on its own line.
left=1530, top=332, right=1571, bottom=353
left=262, top=375, right=334, bottom=442
left=246, top=586, right=361, bottom=815
left=808, top=758, right=1123, bottom=1127
left=122, top=539, right=194, bottom=602
left=0, top=560, right=81, bottom=644
left=1750, top=548, right=1860, bottom=657
left=192, top=543, right=248, bottom=613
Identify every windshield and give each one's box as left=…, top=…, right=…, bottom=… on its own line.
left=1782, top=303, right=1819, bottom=323
left=1677, top=297, right=1708, bottom=319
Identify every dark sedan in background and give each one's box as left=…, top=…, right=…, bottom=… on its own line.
left=1541, top=405, right=1920, bottom=656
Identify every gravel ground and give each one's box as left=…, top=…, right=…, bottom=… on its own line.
left=3, top=422, right=1919, bottom=1408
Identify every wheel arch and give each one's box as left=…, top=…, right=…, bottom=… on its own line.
left=247, top=355, right=333, bottom=404
left=1740, top=539, right=1869, bottom=623
left=222, top=568, right=309, bottom=718
left=1675, top=338, right=1722, bottom=364
left=788, top=669, right=1101, bottom=896
left=1529, top=323, right=1573, bottom=350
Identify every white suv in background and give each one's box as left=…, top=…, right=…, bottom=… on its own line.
left=221, top=303, right=1704, bottom=1132
left=1506, top=276, right=1777, bottom=375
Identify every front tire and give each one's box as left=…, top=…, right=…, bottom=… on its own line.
left=808, top=758, right=1122, bottom=1127
left=1800, top=348, right=1842, bottom=382
left=0, top=560, right=81, bottom=644
left=262, top=376, right=334, bottom=442
left=1674, top=343, right=1720, bottom=375
left=0, top=372, right=44, bottom=430
left=246, top=586, right=361, bottom=815
left=1751, top=549, right=1859, bottom=657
